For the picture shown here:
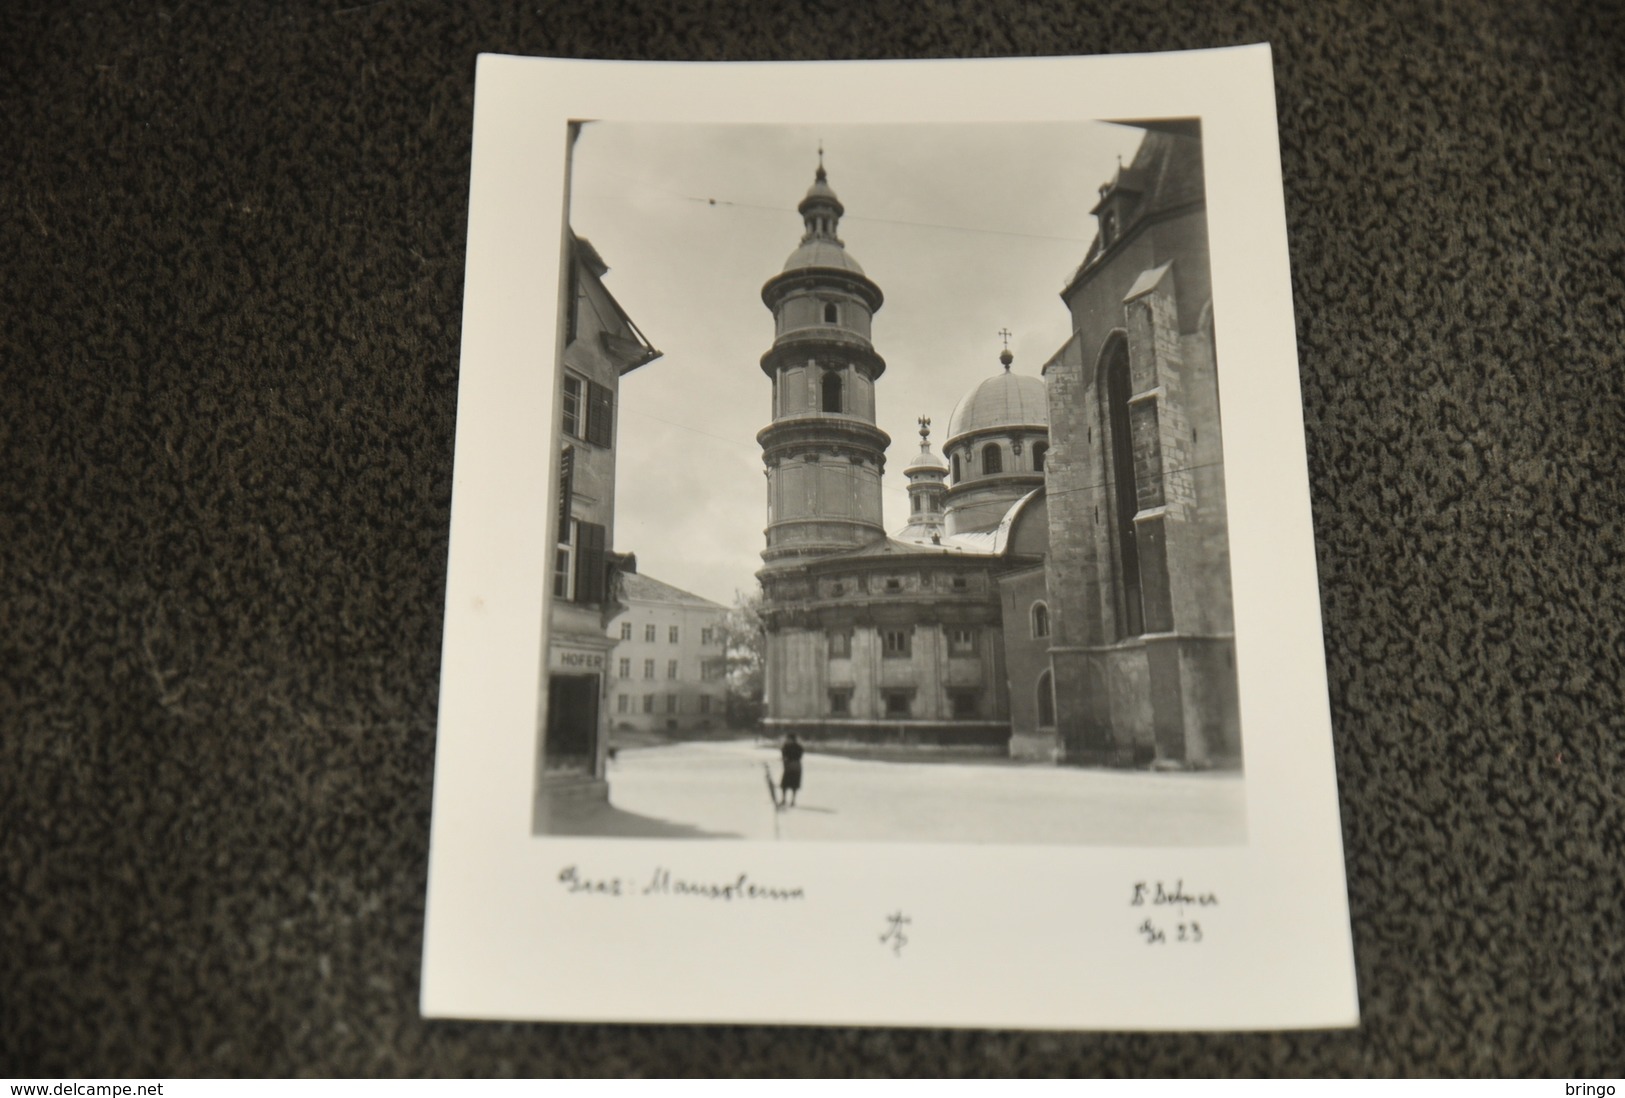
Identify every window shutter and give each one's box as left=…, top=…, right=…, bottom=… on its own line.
left=586, top=381, right=614, bottom=448
left=575, top=521, right=607, bottom=604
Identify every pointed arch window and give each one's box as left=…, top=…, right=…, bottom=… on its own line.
left=1105, top=338, right=1145, bottom=637
left=821, top=371, right=843, bottom=414
left=982, top=444, right=1003, bottom=475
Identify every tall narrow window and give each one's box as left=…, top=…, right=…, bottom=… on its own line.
left=1106, top=340, right=1145, bottom=636
left=585, top=380, right=614, bottom=448
left=821, top=371, right=843, bottom=414
left=1031, top=601, right=1050, bottom=639
left=881, top=628, right=912, bottom=659
left=619, top=622, right=632, bottom=641
left=573, top=521, right=606, bottom=604
left=561, top=374, right=584, bottom=440
left=667, top=660, right=678, bottom=680
left=669, top=625, right=680, bottom=644
left=823, top=302, right=838, bottom=323
left=952, top=453, right=961, bottom=481
left=552, top=520, right=577, bottom=600
left=982, top=444, right=1003, bottom=475
left=645, top=624, right=657, bottom=643
left=1032, top=441, right=1048, bottom=471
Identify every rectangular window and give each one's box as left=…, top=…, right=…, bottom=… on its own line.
left=669, top=625, right=680, bottom=644
left=950, top=690, right=980, bottom=719
left=666, top=694, right=678, bottom=714
left=667, top=660, right=678, bottom=680
left=645, top=624, right=657, bottom=643
left=642, top=694, right=654, bottom=714
left=699, top=696, right=712, bottom=715
left=828, top=630, right=852, bottom=659
left=616, top=695, right=629, bottom=714
left=552, top=520, right=577, bottom=601
left=881, top=628, right=912, bottom=659
left=948, top=627, right=977, bottom=657
left=829, top=689, right=852, bottom=716
left=701, top=627, right=714, bottom=645
left=563, top=373, right=615, bottom=448
left=618, top=658, right=630, bottom=679
left=643, top=659, right=655, bottom=680
left=883, top=690, right=912, bottom=718
left=620, top=622, right=632, bottom=640
left=561, top=373, right=584, bottom=440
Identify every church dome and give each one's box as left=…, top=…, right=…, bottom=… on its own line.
left=781, top=239, right=865, bottom=275
left=946, top=354, right=1048, bottom=442
left=905, top=442, right=949, bottom=475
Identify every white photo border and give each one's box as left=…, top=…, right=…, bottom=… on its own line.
left=422, top=46, right=1359, bottom=1031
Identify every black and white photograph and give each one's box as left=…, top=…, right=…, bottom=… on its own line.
left=536, top=120, right=1246, bottom=846
left=423, top=48, right=1356, bottom=1032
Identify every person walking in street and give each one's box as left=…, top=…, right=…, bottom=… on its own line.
left=779, top=734, right=804, bottom=807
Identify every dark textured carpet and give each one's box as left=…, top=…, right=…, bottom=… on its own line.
left=4, top=0, right=1623, bottom=1079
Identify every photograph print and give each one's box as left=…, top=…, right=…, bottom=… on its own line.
left=536, top=119, right=1244, bottom=847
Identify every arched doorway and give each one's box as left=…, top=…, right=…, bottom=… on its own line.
left=1036, top=669, right=1056, bottom=729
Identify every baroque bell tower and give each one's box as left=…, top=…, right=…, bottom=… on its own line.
left=758, top=154, right=890, bottom=571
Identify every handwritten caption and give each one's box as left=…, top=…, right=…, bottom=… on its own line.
left=557, top=865, right=805, bottom=902
left=1130, top=879, right=1217, bottom=946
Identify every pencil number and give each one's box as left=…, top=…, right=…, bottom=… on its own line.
left=1137, top=918, right=1202, bottom=945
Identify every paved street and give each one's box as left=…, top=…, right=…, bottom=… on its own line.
left=543, top=738, right=1247, bottom=845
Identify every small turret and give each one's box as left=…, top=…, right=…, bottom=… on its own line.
left=897, top=415, right=949, bottom=541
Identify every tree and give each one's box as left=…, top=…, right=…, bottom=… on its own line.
left=717, top=589, right=765, bottom=729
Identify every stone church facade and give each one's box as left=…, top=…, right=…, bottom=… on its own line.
left=754, top=156, right=1052, bottom=752
left=1040, top=120, right=1240, bottom=769
left=757, top=124, right=1241, bottom=770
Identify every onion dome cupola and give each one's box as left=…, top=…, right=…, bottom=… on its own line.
left=757, top=151, right=892, bottom=570
left=942, top=339, right=1050, bottom=536
left=897, top=416, right=950, bottom=542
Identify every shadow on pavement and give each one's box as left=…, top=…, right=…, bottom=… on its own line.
left=781, top=805, right=834, bottom=814
left=537, top=797, right=739, bottom=840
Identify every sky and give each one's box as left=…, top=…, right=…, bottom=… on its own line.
left=568, top=121, right=1146, bottom=608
